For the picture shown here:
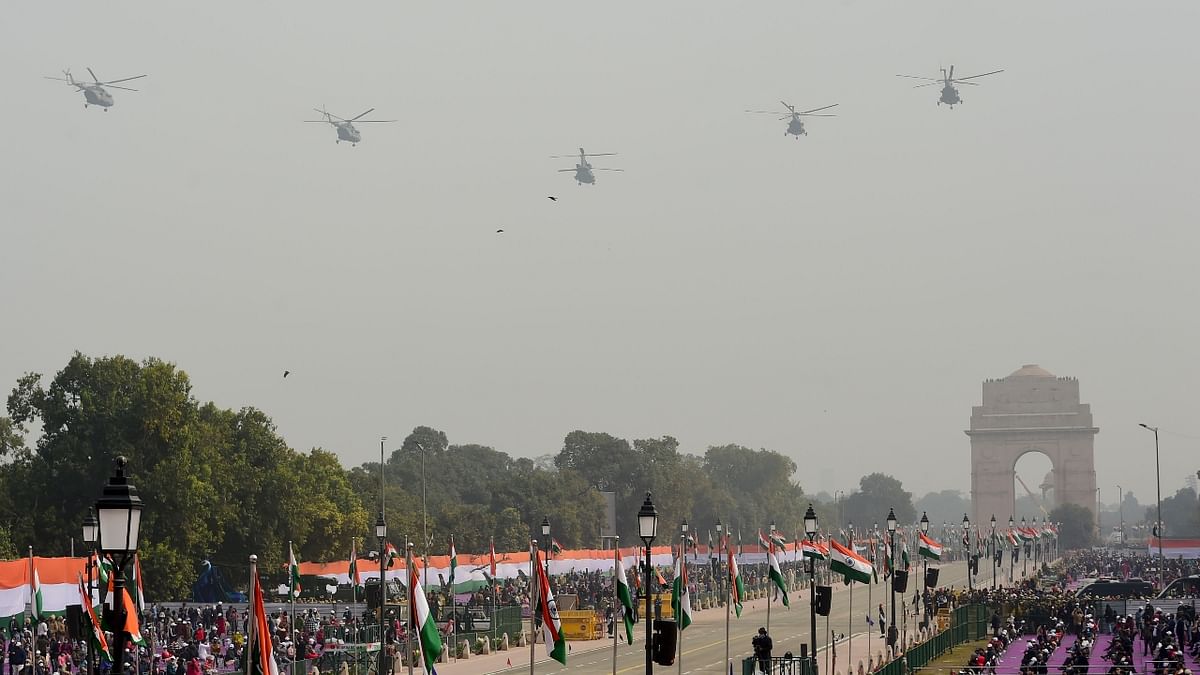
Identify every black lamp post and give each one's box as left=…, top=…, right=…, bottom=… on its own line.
left=374, top=512, right=386, bottom=673
left=1020, top=517, right=1028, bottom=578
left=804, top=505, right=819, bottom=673
left=919, top=512, right=929, bottom=595
left=95, top=457, right=143, bottom=675
left=989, top=515, right=996, bottom=589
left=1139, top=423, right=1165, bottom=590
left=81, top=507, right=98, bottom=675
left=963, top=514, right=972, bottom=592
left=1007, top=517, right=1015, bottom=583
left=715, top=520, right=724, bottom=606
left=638, top=493, right=659, bottom=675
left=541, top=516, right=552, bottom=597
left=886, top=508, right=897, bottom=653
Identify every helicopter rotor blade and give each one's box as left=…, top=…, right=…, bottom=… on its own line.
left=352, top=120, right=397, bottom=123
left=102, top=74, right=147, bottom=85
left=105, top=85, right=140, bottom=92
left=556, top=169, right=578, bottom=172
left=913, top=82, right=943, bottom=88
left=349, top=108, right=376, bottom=121
left=954, top=69, right=1004, bottom=82
left=314, top=109, right=348, bottom=121
left=953, top=81, right=981, bottom=86
left=896, top=74, right=941, bottom=81
left=592, top=168, right=624, bottom=172
left=798, top=104, right=838, bottom=115
left=745, top=110, right=788, bottom=115
left=44, top=76, right=71, bottom=82
left=799, top=113, right=836, bottom=117
left=87, top=67, right=100, bottom=83
left=948, top=65, right=954, bottom=81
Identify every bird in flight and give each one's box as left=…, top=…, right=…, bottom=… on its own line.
left=283, top=370, right=290, bottom=378
left=496, top=229, right=505, bottom=233
left=547, top=196, right=558, bottom=202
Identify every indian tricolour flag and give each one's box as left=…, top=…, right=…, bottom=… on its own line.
left=349, top=540, right=362, bottom=589
left=534, top=548, right=567, bottom=665
left=917, top=533, right=942, bottom=561
left=728, top=538, right=745, bottom=618
left=28, top=551, right=43, bottom=619
left=410, top=560, right=444, bottom=672
left=671, top=552, right=692, bottom=630
left=448, top=536, right=458, bottom=587
left=767, top=545, right=790, bottom=606
left=801, top=539, right=828, bottom=561
left=77, top=574, right=109, bottom=663
left=614, top=550, right=635, bottom=644
left=288, top=542, right=302, bottom=597
left=829, top=539, right=873, bottom=585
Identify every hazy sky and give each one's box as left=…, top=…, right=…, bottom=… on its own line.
left=3, top=1, right=1198, bottom=506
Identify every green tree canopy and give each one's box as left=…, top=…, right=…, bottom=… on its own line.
left=1049, top=503, right=1097, bottom=550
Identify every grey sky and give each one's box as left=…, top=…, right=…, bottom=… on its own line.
left=3, top=1, right=1198, bottom=505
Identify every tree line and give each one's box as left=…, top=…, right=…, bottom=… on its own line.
left=2, top=353, right=935, bottom=600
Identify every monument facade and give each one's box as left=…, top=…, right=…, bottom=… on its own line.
left=967, top=364, right=1098, bottom=525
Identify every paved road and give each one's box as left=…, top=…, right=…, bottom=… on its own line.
left=484, top=560, right=982, bottom=675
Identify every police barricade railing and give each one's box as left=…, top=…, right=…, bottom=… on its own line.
left=741, top=655, right=817, bottom=675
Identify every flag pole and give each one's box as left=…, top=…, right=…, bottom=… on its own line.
left=449, top=535, right=456, bottom=664
left=723, top=533, right=730, bottom=674
left=612, top=538, right=619, bottom=675
left=765, top=539, right=772, bottom=637
left=529, top=539, right=537, bottom=675
left=847, top=528, right=853, bottom=675
left=350, top=539, right=358, bottom=675
left=491, top=536, right=498, bottom=645
left=677, top=537, right=683, bottom=675
left=405, top=542, right=415, bottom=675
left=249, top=555, right=258, bottom=675
left=288, top=540, right=297, bottom=675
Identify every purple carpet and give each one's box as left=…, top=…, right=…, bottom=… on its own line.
left=992, top=632, right=1200, bottom=673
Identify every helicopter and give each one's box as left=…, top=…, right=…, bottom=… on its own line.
left=896, top=66, right=1004, bottom=108
left=551, top=148, right=623, bottom=185
left=304, top=107, right=396, bottom=146
left=745, top=101, right=838, bottom=138
left=44, top=68, right=146, bottom=110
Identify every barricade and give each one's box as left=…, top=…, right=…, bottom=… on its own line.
left=558, top=610, right=604, bottom=641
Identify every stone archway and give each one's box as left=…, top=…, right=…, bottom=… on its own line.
left=967, top=365, right=1098, bottom=526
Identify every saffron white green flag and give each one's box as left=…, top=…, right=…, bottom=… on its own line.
left=535, top=549, right=567, bottom=665
left=830, top=540, right=873, bottom=584
left=410, top=563, right=444, bottom=672
left=288, top=542, right=302, bottom=597
left=348, top=540, right=361, bottom=590
left=767, top=546, right=789, bottom=606
left=29, top=555, right=43, bottom=619
left=449, top=536, right=458, bottom=587
left=917, top=533, right=943, bottom=561
left=728, top=540, right=745, bottom=618
left=614, top=552, right=635, bottom=644
left=671, top=553, right=693, bottom=629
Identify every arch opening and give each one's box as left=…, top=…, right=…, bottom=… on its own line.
left=1013, top=450, right=1054, bottom=523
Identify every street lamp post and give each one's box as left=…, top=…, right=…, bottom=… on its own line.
left=638, top=494, right=659, bottom=675
left=1007, top=517, right=1015, bottom=583
left=989, top=515, right=996, bottom=590
left=919, top=512, right=929, bottom=595
left=1116, top=485, right=1125, bottom=546
left=81, top=507, right=98, bottom=675
left=1020, top=517, right=1028, bottom=578
left=886, top=508, right=897, bottom=656
left=963, top=514, right=972, bottom=592
left=95, top=457, right=143, bottom=675
left=374, top=513, right=387, bottom=675
left=541, top=517, right=552, bottom=593
left=804, top=505, right=819, bottom=673
left=1139, top=423, right=1165, bottom=591
left=715, top=520, right=724, bottom=606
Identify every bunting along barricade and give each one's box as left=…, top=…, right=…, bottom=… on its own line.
left=297, top=545, right=728, bottom=588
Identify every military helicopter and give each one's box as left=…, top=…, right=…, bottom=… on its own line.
left=304, top=107, right=396, bottom=146
left=745, top=101, right=838, bottom=138
left=551, top=148, right=623, bottom=185
left=44, top=68, right=146, bottom=110
left=896, top=66, right=1004, bottom=108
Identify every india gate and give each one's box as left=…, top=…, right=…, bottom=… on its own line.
left=968, top=364, right=1098, bottom=525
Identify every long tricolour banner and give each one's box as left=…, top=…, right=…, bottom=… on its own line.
left=1146, top=538, right=1200, bottom=560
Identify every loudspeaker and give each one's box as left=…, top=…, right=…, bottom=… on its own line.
left=924, top=567, right=939, bottom=588
left=814, top=585, right=832, bottom=616
left=892, top=570, right=909, bottom=594
left=364, top=580, right=383, bottom=609
left=65, top=605, right=83, bottom=641
left=652, top=620, right=677, bottom=666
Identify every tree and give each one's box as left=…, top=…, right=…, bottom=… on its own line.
left=842, top=473, right=916, bottom=529
left=914, top=490, right=972, bottom=530
left=1049, top=503, right=1096, bottom=550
